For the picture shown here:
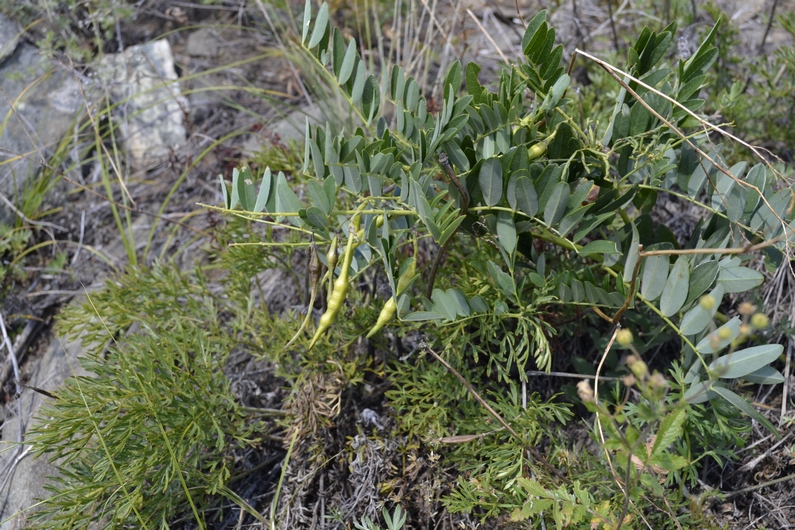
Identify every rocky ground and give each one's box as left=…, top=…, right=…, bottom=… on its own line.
left=0, top=0, right=793, bottom=528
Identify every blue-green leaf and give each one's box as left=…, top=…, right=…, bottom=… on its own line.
left=274, top=172, right=304, bottom=226
left=496, top=211, right=517, bottom=255
left=742, top=366, right=785, bottom=385
left=684, top=260, right=719, bottom=305
left=710, top=385, right=779, bottom=436
left=301, top=0, right=312, bottom=45
left=543, top=181, right=569, bottom=226
left=709, top=344, right=783, bottom=379
left=307, top=3, right=329, bottom=49
left=338, top=38, right=358, bottom=85
left=254, top=167, right=273, bottom=213
left=659, top=256, right=689, bottom=317
left=402, top=311, right=444, bottom=322
left=479, top=158, right=503, bottom=207
left=696, top=316, right=741, bottom=354
left=579, top=240, right=622, bottom=258
left=623, top=223, right=640, bottom=283
left=510, top=176, right=538, bottom=218
left=718, top=266, right=764, bottom=293
left=679, top=283, right=724, bottom=336
left=303, top=206, right=328, bottom=230
left=351, top=62, right=366, bottom=104
left=219, top=175, right=231, bottom=209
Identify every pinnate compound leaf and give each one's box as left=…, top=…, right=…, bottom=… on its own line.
left=659, top=256, right=689, bottom=317
left=708, top=344, right=783, bottom=379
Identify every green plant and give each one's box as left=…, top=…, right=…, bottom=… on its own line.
left=219, top=2, right=793, bottom=526
left=354, top=505, right=407, bottom=530
left=27, top=264, right=265, bottom=529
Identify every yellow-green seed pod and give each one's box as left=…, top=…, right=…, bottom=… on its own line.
left=308, top=207, right=364, bottom=350
left=528, top=141, right=547, bottom=161
left=366, top=257, right=417, bottom=338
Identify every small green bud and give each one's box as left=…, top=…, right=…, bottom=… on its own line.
left=616, top=329, right=633, bottom=346
left=751, top=313, right=769, bottom=329
left=629, top=359, right=649, bottom=379
left=699, top=295, right=716, bottom=311
left=717, top=327, right=733, bottom=340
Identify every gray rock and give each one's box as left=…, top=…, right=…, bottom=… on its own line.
left=0, top=335, right=89, bottom=530
left=97, top=40, right=188, bottom=171
left=186, top=27, right=225, bottom=58
left=0, top=43, right=84, bottom=224
left=0, top=15, right=20, bottom=65
left=241, top=106, right=323, bottom=157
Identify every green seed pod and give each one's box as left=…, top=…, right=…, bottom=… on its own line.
left=527, top=141, right=547, bottom=161
left=366, top=257, right=417, bottom=338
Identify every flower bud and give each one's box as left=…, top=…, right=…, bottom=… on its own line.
left=648, top=372, right=667, bottom=390
left=751, top=313, right=769, bottom=329
left=738, top=302, right=756, bottom=316
left=577, top=380, right=594, bottom=403
left=627, top=355, right=648, bottom=378
left=616, top=329, right=634, bottom=346
left=622, top=374, right=637, bottom=387
left=699, top=295, right=716, bottom=311
left=717, top=327, right=733, bottom=340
